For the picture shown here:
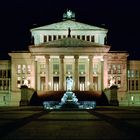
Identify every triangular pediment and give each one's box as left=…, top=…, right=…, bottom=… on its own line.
left=31, top=20, right=107, bottom=31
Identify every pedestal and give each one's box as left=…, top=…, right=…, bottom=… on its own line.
left=20, top=85, right=29, bottom=106
left=110, top=85, right=119, bottom=106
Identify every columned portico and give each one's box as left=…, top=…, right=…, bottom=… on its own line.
left=101, top=58, right=104, bottom=90
left=74, top=55, right=79, bottom=90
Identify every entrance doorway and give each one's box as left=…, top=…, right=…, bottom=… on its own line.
left=79, top=77, right=85, bottom=91
left=93, top=76, right=98, bottom=91
left=53, top=77, right=59, bottom=91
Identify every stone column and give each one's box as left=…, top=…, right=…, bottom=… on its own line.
left=35, top=59, right=38, bottom=91
left=89, top=55, right=93, bottom=91
left=74, top=55, right=79, bottom=90
left=103, top=55, right=108, bottom=89
left=45, top=55, right=50, bottom=91
left=59, top=55, right=64, bottom=91
left=101, top=58, right=104, bottom=91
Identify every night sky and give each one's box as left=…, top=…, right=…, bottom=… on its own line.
left=0, top=0, right=140, bottom=60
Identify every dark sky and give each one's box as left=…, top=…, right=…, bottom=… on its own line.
left=0, top=0, right=140, bottom=60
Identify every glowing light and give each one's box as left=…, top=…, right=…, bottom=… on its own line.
left=131, top=96, right=134, bottom=101
left=48, top=82, right=51, bottom=86
left=87, top=81, right=90, bottom=86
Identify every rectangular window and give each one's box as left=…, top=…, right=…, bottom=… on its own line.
left=136, top=70, right=139, bottom=78
left=129, top=80, right=131, bottom=90
left=27, top=65, right=31, bottom=74
left=0, top=70, right=2, bottom=78
left=53, top=35, right=56, bottom=40
left=86, top=35, right=90, bottom=41
left=63, top=35, right=66, bottom=38
left=131, top=70, right=134, bottom=78
left=58, top=35, right=61, bottom=39
left=108, top=64, right=111, bottom=74
left=82, top=35, right=85, bottom=40
left=79, top=64, right=85, bottom=74
left=72, top=35, right=75, bottom=38
left=91, top=36, right=95, bottom=42
left=8, top=70, right=11, bottom=78
left=117, top=65, right=121, bottom=74
left=112, top=64, right=116, bottom=74
left=44, top=35, right=47, bottom=42
left=132, top=80, right=134, bottom=90
left=3, top=70, right=6, bottom=78
left=48, top=35, right=52, bottom=41
left=22, top=65, right=26, bottom=74
left=77, top=35, right=80, bottom=39
left=17, top=65, right=21, bottom=74
left=93, top=64, right=98, bottom=74
left=127, top=70, right=130, bottom=78
left=136, top=80, right=138, bottom=90
left=53, top=64, right=59, bottom=73
left=117, top=76, right=121, bottom=87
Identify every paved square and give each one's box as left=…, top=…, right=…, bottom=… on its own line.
left=0, top=106, right=140, bottom=140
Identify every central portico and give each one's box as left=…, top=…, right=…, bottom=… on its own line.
left=29, top=37, right=110, bottom=92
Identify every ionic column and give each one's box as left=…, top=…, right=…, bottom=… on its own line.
left=89, top=55, right=93, bottom=91
left=101, top=58, right=104, bottom=91
left=45, top=55, right=50, bottom=91
left=59, top=55, right=64, bottom=91
left=74, top=55, right=79, bottom=90
left=34, top=60, right=38, bottom=91
left=103, top=55, right=108, bottom=88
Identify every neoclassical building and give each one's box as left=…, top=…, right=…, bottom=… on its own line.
left=0, top=10, right=140, bottom=106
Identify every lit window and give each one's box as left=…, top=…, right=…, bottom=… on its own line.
left=131, top=96, right=134, bottom=101
left=131, top=70, right=134, bottom=78
left=27, top=65, right=31, bottom=74
left=22, top=65, right=26, bottom=74
left=93, top=64, right=98, bottom=74
left=112, top=65, right=116, bottom=74
left=117, top=65, right=121, bottom=74
left=117, top=76, right=121, bottom=87
left=17, top=65, right=21, bottom=74
left=108, top=64, right=111, bottom=74
left=79, top=64, right=85, bottom=74
left=53, top=64, right=59, bottom=73
left=136, top=70, right=139, bottom=78
left=127, top=70, right=130, bottom=78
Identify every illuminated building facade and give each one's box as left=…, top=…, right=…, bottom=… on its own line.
left=0, top=10, right=140, bottom=106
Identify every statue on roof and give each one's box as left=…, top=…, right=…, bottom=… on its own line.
left=68, top=27, right=71, bottom=37
left=63, top=9, right=75, bottom=20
